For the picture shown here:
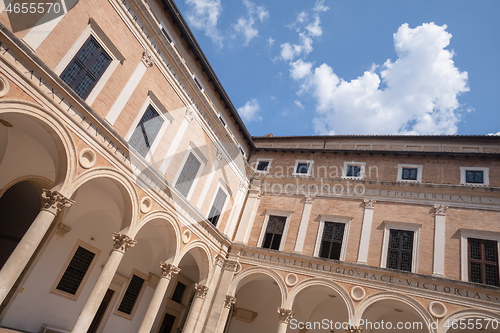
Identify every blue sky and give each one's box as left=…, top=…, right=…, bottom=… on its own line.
left=175, top=0, right=500, bottom=137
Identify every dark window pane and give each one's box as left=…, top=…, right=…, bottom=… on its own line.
left=386, top=229, right=413, bottom=272
left=60, top=62, right=83, bottom=86
left=468, top=238, right=498, bottom=286
left=466, top=170, right=484, bottom=184
left=128, top=105, right=164, bottom=157
left=470, top=262, right=482, bottom=284
left=402, top=168, right=418, bottom=180
left=208, top=188, right=227, bottom=226
left=296, top=162, right=310, bottom=174
left=319, top=222, right=345, bottom=260
left=175, top=152, right=202, bottom=197
left=262, top=215, right=287, bottom=250
left=56, top=246, right=95, bottom=295
left=171, top=282, right=186, bottom=303
left=346, top=165, right=361, bottom=177
left=118, top=275, right=145, bottom=315
left=256, top=161, right=269, bottom=171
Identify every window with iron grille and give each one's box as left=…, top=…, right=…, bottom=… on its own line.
left=208, top=188, right=227, bottom=227
left=60, top=36, right=111, bottom=99
left=468, top=238, right=499, bottom=286
left=465, top=170, right=484, bottom=184
left=346, top=165, right=361, bottom=177
left=128, top=104, right=164, bottom=158
left=401, top=167, right=418, bottom=181
left=56, top=246, right=95, bottom=295
left=118, top=274, right=145, bottom=315
left=386, top=229, right=414, bottom=272
left=319, top=222, right=345, bottom=260
left=262, top=215, right=287, bottom=250
left=175, top=152, right=202, bottom=197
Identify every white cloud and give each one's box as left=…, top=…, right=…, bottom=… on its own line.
left=294, top=100, right=305, bottom=109
left=488, top=132, right=500, bottom=136
left=185, top=0, right=224, bottom=47
left=313, top=0, right=329, bottom=12
left=238, top=99, right=262, bottom=122
left=233, top=0, right=269, bottom=46
left=280, top=33, right=314, bottom=61
left=267, top=37, right=275, bottom=48
left=306, top=15, right=323, bottom=37
left=293, top=23, right=469, bottom=135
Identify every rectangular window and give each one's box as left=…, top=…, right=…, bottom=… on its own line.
left=56, top=246, right=95, bottom=295
left=262, top=215, right=287, bottom=250
left=346, top=165, right=361, bottom=177
left=208, top=188, right=227, bottom=226
left=128, top=105, right=165, bottom=158
left=175, top=152, right=202, bottom=197
left=293, top=160, right=313, bottom=176
left=256, top=160, right=270, bottom=172
left=342, top=162, right=366, bottom=179
left=402, top=168, right=418, bottom=180
left=319, top=222, right=345, bottom=260
left=465, top=170, right=484, bottom=184
left=117, top=274, right=145, bottom=315
left=60, top=36, right=111, bottom=99
left=468, top=238, right=499, bottom=286
left=161, top=27, right=173, bottom=44
left=171, top=282, right=186, bottom=303
left=386, top=229, right=414, bottom=272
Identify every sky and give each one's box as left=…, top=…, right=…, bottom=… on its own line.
left=174, top=0, right=500, bottom=137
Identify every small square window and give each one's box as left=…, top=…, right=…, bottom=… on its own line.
left=346, top=165, right=361, bottom=177
left=293, top=160, right=313, bottom=176
left=255, top=160, right=271, bottom=172
left=460, top=167, right=489, bottom=186
left=342, top=162, right=365, bottom=179
left=397, top=164, right=422, bottom=183
left=402, top=168, right=418, bottom=180
left=466, top=170, right=484, bottom=184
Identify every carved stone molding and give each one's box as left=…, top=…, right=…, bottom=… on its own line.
left=239, top=181, right=248, bottom=193
left=55, top=223, right=71, bottom=238
left=305, top=194, right=315, bottom=204
left=215, top=254, right=225, bottom=267
left=277, top=308, right=294, bottom=323
left=112, top=233, right=137, bottom=253
left=41, top=189, right=74, bottom=215
left=194, top=284, right=209, bottom=299
left=159, top=262, right=180, bottom=279
left=363, top=199, right=376, bottom=209
left=433, top=204, right=447, bottom=216
left=224, top=295, right=236, bottom=309
left=215, top=150, right=223, bottom=163
left=345, top=327, right=363, bottom=333
left=141, top=50, right=154, bottom=68
left=184, top=106, right=195, bottom=122
left=224, top=260, right=238, bottom=272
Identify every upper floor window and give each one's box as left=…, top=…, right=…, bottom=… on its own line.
left=468, top=238, right=499, bottom=286
left=255, top=159, right=272, bottom=173
left=293, top=160, right=313, bottom=176
left=319, top=222, right=345, bottom=260
left=208, top=187, right=228, bottom=227
left=387, top=229, right=414, bottom=272
left=342, top=162, right=366, bottom=179
left=261, top=215, right=287, bottom=250
left=128, top=105, right=164, bottom=158
left=460, top=167, right=489, bottom=186
left=175, top=151, right=203, bottom=198
left=60, top=36, right=111, bottom=99
left=397, top=164, right=423, bottom=183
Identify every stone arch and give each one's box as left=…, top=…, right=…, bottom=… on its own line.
left=437, top=309, right=500, bottom=333
left=354, top=291, right=433, bottom=333
left=176, top=240, right=213, bottom=285
left=69, top=167, right=140, bottom=232
left=286, top=277, right=355, bottom=319
left=0, top=100, right=77, bottom=195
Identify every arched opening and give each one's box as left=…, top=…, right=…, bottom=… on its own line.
left=288, top=283, right=351, bottom=332
left=227, top=273, right=283, bottom=333
left=0, top=180, right=42, bottom=269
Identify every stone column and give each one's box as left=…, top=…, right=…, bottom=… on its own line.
left=234, top=180, right=262, bottom=244
left=0, top=189, right=74, bottom=303
left=213, top=295, right=236, bottom=333
left=433, top=204, right=447, bottom=277
left=277, top=308, right=294, bottom=333
left=182, top=284, right=209, bottom=333
left=71, top=233, right=136, bottom=333
left=208, top=259, right=239, bottom=333
left=138, top=263, right=180, bottom=333
left=294, top=195, right=315, bottom=253
left=357, top=199, right=375, bottom=264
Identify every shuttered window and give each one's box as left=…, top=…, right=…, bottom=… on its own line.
left=60, top=36, right=111, bottom=99
left=128, top=105, right=164, bottom=157
left=386, top=229, right=414, bottom=272
left=469, top=238, right=499, bottom=286
left=208, top=188, right=227, bottom=226
left=319, top=222, right=345, bottom=260
left=175, top=152, right=202, bottom=197
left=117, top=274, right=145, bottom=315
left=262, top=215, right=287, bottom=250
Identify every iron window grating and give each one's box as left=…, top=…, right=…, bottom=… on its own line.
left=56, top=246, right=95, bottom=295
left=118, top=274, right=145, bottom=315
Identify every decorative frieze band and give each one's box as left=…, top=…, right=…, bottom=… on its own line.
left=159, top=262, right=180, bottom=279
left=112, top=233, right=137, bottom=253
left=41, top=189, right=74, bottom=215
left=224, top=295, right=236, bottom=309
left=194, top=284, right=209, bottom=299
left=277, top=307, right=294, bottom=323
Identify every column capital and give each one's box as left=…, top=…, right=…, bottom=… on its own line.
left=224, top=295, right=236, bottom=309
left=277, top=307, right=294, bottom=323
left=159, top=262, right=180, bottom=279
left=305, top=194, right=315, bottom=204
left=223, top=259, right=239, bottom=272
left=215, top=149, right=223, bottom=163
left=215, top=254, right=226, bottom=267
left=433, top=204, right=447, bottom=216
left=345, top=327, right=363, bottom=333
left=112, top=233, right=137, bottom=253
left=363, top=199, right=376, bottom=209
left=185, top=106, right=195, bottom=122
left=41, top=189, right=74, bottom=215
left=141, top=50, right=154, bottom=68
left=194, top=284, right=209, bottom=299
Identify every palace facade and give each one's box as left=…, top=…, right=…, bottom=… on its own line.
left=0, top=1, right=499, bottom=333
